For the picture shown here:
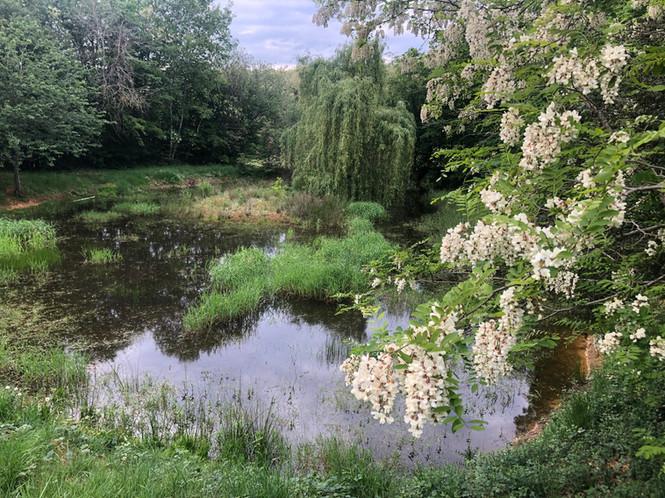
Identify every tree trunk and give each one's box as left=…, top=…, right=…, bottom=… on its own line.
left=13, top=161, right=23, bottom=198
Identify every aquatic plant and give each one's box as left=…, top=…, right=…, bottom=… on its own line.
left=83, top=247, right=123, bottom=265
left=184, top=217, right=393, bottom=330
left=78, top=210, right=124, bottom=224
left=112, top=201, right=160, bottom=217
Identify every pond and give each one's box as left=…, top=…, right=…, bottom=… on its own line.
left=5, top=213, right=585, bottom=466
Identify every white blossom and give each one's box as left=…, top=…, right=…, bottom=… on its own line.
left=597, top=331, right=622, bottom=354
left=500, top=107, right=524, bottom=146
left=649, top=337, right=665, bottom=361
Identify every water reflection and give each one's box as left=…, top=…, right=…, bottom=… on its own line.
left=5, top=216, right=582, bottom=466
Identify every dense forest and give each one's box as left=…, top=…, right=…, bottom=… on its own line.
left=1, top=0, right=665, bottom=496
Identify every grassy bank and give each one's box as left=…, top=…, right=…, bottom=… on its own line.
left=0, top=164, right=245, bottom=207
left=184, top=216, right=394, bottom=330
left=1, top=318, right=663, bottom=498
left=0, top=218, right=60, bottom=283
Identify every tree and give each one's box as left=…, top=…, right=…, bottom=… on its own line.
left=332, top=0, right=665, bottom=438
left=282, top=45, right=416, bottom=208
left=0, top=13, right=102, bottom=196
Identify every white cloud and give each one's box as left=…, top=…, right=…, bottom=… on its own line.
left=219, top=0, right=423, bottom=66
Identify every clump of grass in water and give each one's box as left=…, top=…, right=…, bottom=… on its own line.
left=0, top=218, right=59, bottom=282
left=77, top=210, right=124, bottom=224
left=184, top=216, right=393, bottom=330
left=83, top=247, right=123, bottom=264
left=112, top=201, right=160, bottom=216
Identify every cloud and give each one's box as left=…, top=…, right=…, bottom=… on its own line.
left=221, top=0, right=424, bottom=66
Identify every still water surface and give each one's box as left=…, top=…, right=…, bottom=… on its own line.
left=9, top=216, right=582, bottom=465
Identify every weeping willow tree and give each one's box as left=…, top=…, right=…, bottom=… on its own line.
left=282, top=45, right=415, bottom=208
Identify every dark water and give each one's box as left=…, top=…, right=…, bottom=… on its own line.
left=6, top=215, right=583, bottom=466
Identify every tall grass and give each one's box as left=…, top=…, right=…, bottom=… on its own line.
left=184, top=217, right=394, bottom=330
left=83, top=247, right=123, bottom=264
left=0, top=218, right=59, bottom=282
left=112, top=201, right=160, bottom=216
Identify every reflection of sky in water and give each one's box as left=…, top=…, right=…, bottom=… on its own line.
left=13, top=216, right=543, bottom=466
left=91, top=304, right=531, bottom=466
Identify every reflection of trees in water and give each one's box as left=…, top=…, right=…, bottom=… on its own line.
left=152, top=310, right=263, bottom=361
left=513, top=338, right=584, bottom=434
left=278, top=299, right=368, bottom=366
left=149, top=298, right=369, bottom=364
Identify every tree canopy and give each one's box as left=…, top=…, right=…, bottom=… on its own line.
left=0, top=10, right=103, bottom=195
left=282, top=45, right=416, bottom=208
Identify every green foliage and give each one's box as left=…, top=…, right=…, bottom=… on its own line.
left=283, top=46, right=416, bottom=207
left=83, top=248, right=123, bottom=265
left=345, top=201, right=387, bottom=223
left=0, top=218, right=59, bottom=281
left=78, top=210, right=124, bottom=224
left=112, top=201, right=160, bottom=217
left=217, top=401, right=288, bottom=467
left=0, top=8, right=103, bottom=194
left=184, top=218, right=394, bottom=330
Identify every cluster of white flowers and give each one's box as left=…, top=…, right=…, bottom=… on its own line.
left=548, top=48, right=600, bottom=94
left=482, top=65, right=516, bottom=109
left=610, top=130, right=630, bottom=144
left=459, top=0, right=492, bottom=60
left=480, top=188, right=509, bottom=214
left=340, top=343, right=450, bottom=438
left=577, top=169, right=596, bottom=189
left=519, top=103, right=581, bottom=171
left=603, top=297, right=625, bottom=315
left=599, top=45, right=630, bottom=104
left=500, top=107, right=524, bottom=146
left=343, top=351, right=399, bottom=424
left=598, top=331, right=623, bottom=354
left=425, top=77, right=461, bottom=111
left=547, top=45, right=629, bottom=104
left=545, top=269, right=579, bottom=298
left=631, top=294, right=649, bottom=313
left=401, top=345, right=449, bottom=437
left=472, top=288, right=524, bottom=383
left=630, top=328, right=647, bottom=342
left=649, top=337, right=665, bottom=361
left=645, top=240, right=659, bottom=256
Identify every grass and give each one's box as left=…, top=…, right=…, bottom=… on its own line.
left=164, top=180, right=292, bottom=224
left=345, top=201, right=388, bottom=223
left=0, top=218, right=59, bottom=283
left=112, top=200, right=160, bottom=217
left=1, top=287, right=664, bottom=496
left=78, top=210, right=124, bottom=224
left=83, top=248, right=123, bottom=264
left=0, top=164, right=244, bottom=206
left=184, top=217, right=394, bottom=330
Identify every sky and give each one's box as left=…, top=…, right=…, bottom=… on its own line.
left=223, top=0, right=426, bottom=67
